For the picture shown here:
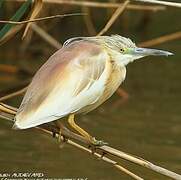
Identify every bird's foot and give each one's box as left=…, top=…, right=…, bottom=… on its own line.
left=88, top=138, right=107, bottom=154
left=58, top=130, right=68, bottom=148
left=89, top=137, right=108, bottom=147
left=58, top=135, right=68, bottom=148
left=91, top=137, right=108, bottom=146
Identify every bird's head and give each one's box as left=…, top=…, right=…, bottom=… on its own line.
left=95, top=35, right=173, bottom=66
left=63, top=35, right=173, bottom=66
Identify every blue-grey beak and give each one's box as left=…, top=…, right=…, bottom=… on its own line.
left=133, top=47, right=173, bottom=56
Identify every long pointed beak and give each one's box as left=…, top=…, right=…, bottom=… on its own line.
left=133, top=47, right=173, bottom=56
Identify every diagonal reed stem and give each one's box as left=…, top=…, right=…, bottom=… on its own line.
left=0, top=104, right=181, bottom=180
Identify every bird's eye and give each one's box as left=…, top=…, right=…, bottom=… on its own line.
left=120, top=48, right=124, bottom=52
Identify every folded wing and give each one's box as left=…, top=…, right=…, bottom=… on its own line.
left=15, top=41, right=109, bottom=129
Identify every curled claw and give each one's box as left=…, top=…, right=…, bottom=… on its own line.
left=91, top=137, right=108, bottom=146
left=58, top=135, right=68, bottom=149
left=58, top=128, right=68, bottom=148
left=88, top=137, right=108, bottom=154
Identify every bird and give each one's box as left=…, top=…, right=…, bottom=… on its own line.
left=13, top=35, right=173, bottom=145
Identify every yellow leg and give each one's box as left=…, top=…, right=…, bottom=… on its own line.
left=68, top=114, right=93, bottom=143
left=67, top=114, right=108, bottom=146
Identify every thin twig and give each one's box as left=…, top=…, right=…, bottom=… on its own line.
left=99, top=146, right=181, bottom=180
left=0, top=103, right=16, bottom=115
left=138, top=31, right=181, bottom=47
left=0, top=104, right=181, bottom=180
left=133, top=0, right=181, bottom=8
left=67, top=139, right=144, bottom=180
left=0, top=13, right=85, bottom=25
left=7, top=0, right=166, bottom=11
left=31, top=24, right=62, bottom=49
left=82, top=6, right=97, bottom=35
left=97, top=0, right=130, bottom=36
left=22, top=0, right=43, bottom=39
left=0, top=86, right=27, bottom=102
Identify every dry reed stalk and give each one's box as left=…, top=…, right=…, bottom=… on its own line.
left=0, top=13, right=85, bottom=25
left=31, top=23, right=62, bottom=49
left=138, top=31, right=181, bottom=47
left=134, top=0, right=181, bottom=8
left=97, top=0, right=130, bottom=36
left=82, top=6, right=97, bottom=35
left=7, top=0, right=166, bottom=11
left=0, top=104, right=181, bottom=180
left=0, top=87, right=27, bottom=102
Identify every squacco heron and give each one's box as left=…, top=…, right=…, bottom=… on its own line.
left=13, top=35, right=173, bottom=145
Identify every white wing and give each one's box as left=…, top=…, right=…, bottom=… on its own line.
left=15, top=41, right=110, bottom=129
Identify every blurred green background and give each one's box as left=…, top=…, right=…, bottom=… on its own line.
left=0, top=0, right=181, bottom=179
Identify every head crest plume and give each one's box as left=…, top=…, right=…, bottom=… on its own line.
left=63, top=35, right=136, bottom=51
